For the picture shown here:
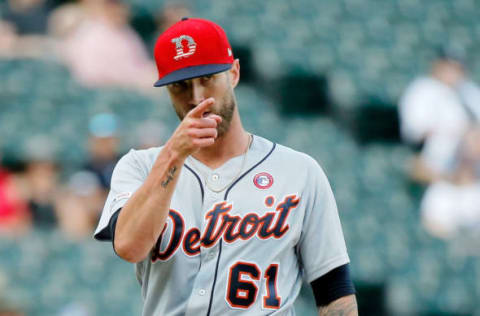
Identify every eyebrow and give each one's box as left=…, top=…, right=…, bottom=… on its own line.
left=168, top=80, right=187, bottom=88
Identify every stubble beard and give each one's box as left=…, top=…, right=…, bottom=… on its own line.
left=215, top=91, right=235, bottom=137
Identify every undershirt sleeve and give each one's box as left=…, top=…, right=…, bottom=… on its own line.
left=108, top=208, right=122, bottom=255
left=310, top=263, right=356, bottom=306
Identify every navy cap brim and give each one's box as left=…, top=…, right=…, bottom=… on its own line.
left=154, top=63, right=232, bottom=87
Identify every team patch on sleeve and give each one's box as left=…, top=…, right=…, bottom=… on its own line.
left=111, top=192, right=132, bottom=214
left=113, top=192, right=132, bottom=202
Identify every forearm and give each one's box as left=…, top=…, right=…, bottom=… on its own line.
left=115, top=145, right=185, bottom=263
left=318, top=295, right=358, bottom=316
left=113, top=98, right=220, bottom=263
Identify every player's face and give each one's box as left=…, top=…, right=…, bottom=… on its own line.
left=166, top=61, right=240, bottom=137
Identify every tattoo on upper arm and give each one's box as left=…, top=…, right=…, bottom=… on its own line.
left=318, top=295, right=358, bottom=316
left=161, top=166, right=177, bottom=188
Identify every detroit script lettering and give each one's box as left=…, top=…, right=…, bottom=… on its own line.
left=151, top=195, right=300, bottom=262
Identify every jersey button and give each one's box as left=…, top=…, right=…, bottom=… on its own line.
left=211, top=173, right=219, bottom=181
left=198, top=289, right=206, bottom=296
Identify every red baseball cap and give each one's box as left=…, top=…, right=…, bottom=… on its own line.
left=153, top=17, right=234, bottom=87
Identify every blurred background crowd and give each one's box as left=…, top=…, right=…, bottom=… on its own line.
left=1, top=0, right=480, bottom=315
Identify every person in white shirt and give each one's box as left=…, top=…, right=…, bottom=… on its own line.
left=399, top=51, right=480, bottom=182
left=421, top=127, right=480, bottom=239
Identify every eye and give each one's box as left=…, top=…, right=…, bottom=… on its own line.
left=169, top=81, right=188, bottom=92
left=202, top=74, right=214, bottom=82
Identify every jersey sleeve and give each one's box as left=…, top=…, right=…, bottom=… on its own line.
left=94, top=149, right=148, bottom=241
left=297, top=157, right=350, bottom=283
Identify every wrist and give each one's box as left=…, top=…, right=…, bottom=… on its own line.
left=164, top=139, right=189, bottom=162
left=165, top=136, right=196, bottom=161
left=149, top=141, right=188, bottom=178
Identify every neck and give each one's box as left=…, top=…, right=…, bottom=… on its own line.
left=192, top=108, right=250, bottom=169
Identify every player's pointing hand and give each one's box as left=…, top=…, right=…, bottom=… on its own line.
left=168, top=97, right=222, bottom=158
left=188, top=97, right=220, bottom=120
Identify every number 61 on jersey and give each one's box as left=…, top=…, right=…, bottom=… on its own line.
left=226, top=261, right=281, bottom=310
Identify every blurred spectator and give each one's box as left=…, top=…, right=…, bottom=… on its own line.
left=0, top=0, right=56, bottom=58
left=0, top=152, right=30, bottom=236
left=60, top=0, right=156, bottom=92
left=146, top=2, right=191, bottom=52
left=83, top=113, right=122, bottom=192
left=1, top=0, right=52, bottom=35
left=156, top=2, right=191, bottom=33
left=48, top=2, right=86, bottom=41
left=421, top=127, right=480, bottom=239
left=19, top=136, right=60, bottom=230
left=55, top=171, right=104, bottom=240
left=49, top=113, right=124, bottom=239
left=0, top=21, right=18, bottom=57
left=399, top=49, right=480, bottom=183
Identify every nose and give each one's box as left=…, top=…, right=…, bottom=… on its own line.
left=189, top=81, right=206, bottom=106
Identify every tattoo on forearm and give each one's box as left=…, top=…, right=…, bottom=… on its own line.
left=318, top=296, right=358, bottom=316
left=161, top=166, right=177, bottom=188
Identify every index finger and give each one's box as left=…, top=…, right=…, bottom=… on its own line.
left=188, top=98, right=215, bottom=118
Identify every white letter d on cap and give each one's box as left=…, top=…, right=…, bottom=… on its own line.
left=171, top=35, right=197, bottom=60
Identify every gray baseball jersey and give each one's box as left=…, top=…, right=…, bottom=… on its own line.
left=94, top=135, right=350, bottom=316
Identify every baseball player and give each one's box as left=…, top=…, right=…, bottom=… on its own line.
left=94, top=18, right=357, bottom=316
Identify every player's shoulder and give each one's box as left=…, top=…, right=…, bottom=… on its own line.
left=116, top=146, right=163, bottom=171
left=255, top=135, right=321, bottom=170
left=276, top=143, right=318, bottom=162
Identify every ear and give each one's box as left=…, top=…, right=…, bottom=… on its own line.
left=228, top=59, right=240, bottom=88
